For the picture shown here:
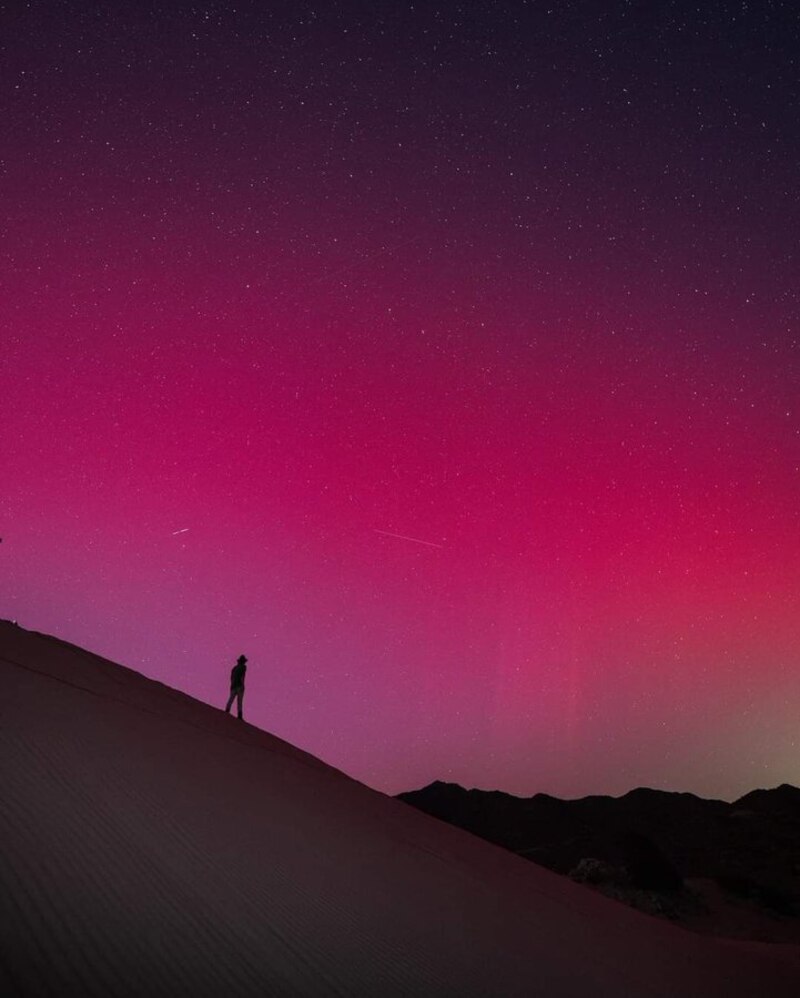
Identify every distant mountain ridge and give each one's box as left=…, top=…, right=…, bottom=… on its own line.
left=397, top=780, right=800, bottom=942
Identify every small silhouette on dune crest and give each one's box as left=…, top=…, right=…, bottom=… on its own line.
left=224, top=653, right=248, bottom=719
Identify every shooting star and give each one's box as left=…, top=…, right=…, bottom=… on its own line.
left=171, top=528, right=190, bottom=535
left=374, top=529, right=444, bottom=549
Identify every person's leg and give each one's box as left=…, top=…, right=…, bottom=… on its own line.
left=236, top=687, right=244, bottom=720
left=225, top=690, right=235, bottom=713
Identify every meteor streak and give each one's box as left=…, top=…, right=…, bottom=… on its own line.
left=374, top=529, right=444, bottom=549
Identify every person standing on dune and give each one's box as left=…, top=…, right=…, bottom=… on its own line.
left=224, top=655, right=247, bottom=720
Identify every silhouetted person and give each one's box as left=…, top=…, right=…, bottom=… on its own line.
left=225, top=654, right=247, bottom=720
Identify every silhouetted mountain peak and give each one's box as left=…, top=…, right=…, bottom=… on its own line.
left=623, top=787, right=691, bottom=801
left=401, top=780, right=519, bottom=803
left=403, top=780, right=466, bottom=798
left=733, top=783, right=800, bottom=815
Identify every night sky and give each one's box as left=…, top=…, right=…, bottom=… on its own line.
left=2, top=1, right=799, bottom=799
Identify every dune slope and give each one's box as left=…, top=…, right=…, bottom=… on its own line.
left=1, top=620, right=798, bottom=996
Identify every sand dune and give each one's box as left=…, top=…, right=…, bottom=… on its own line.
left=1, top=619, right=799, bottom=996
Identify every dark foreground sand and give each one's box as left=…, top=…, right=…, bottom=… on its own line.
left=1, top=620, right=799, bottom=996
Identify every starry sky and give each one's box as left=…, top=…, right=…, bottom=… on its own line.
left=2, top=1, right=799, bottom=800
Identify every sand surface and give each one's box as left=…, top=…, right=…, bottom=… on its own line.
left=2, top=620, right=799, bottom=996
